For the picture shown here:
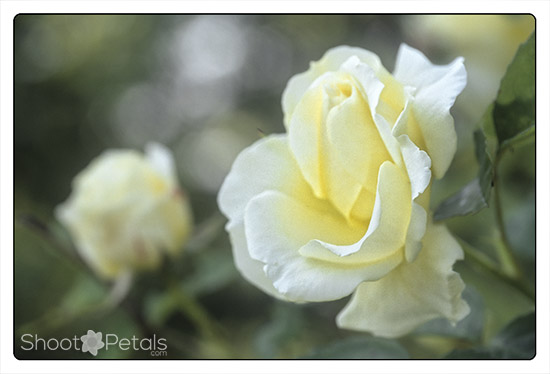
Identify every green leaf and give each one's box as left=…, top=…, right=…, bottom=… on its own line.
left=434, top=130, right=493, bottom=221
left=497, top=33, right=535, bottom=104
left=434, top=179, right=487, bottom=221
left=445, top=312, right=535, bottom=359
left=302, top=336, right=409, bottom=359
left=493, top=32, right=535, bottom=144
left=494, top=100, right=535, bottom=145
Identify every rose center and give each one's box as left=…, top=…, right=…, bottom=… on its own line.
left=325, top=81, right=353, bottom=108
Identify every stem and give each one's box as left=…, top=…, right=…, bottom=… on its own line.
left=492, top=150, right=522, bottom=279
left=170, top=285, right=217, bottom=338
left=459, top=238, right=535, bottom=302
left=169, top=283, right=235, bottom=358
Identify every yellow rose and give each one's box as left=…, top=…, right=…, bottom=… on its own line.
left=56, top=143, right=193, bottom=280
left=218, top=44, right=469, bottom=337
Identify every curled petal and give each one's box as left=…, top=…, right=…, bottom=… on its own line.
left=244, top=190, right=402, bottom=302
left=397, top=134, right=432, bottom=200
left=394, top=44, right=466, bottom=178
left=298, top=161, right=411, bottom=263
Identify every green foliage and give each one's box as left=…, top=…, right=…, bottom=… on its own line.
left=434, top=128, right=494, bottom=220
left=302, top=336, right=409, bottom=359
left=493, top=33, right=535, bottom=144
left=182, top=249, right=238, bottom=297
left=491, top=312, right=536, bottom=358
left=433, top=31, right=536, bottom=361
left=454, top=259, right=534, bottom=341
left=64, top=274, right=107, bottom=306
left=144, top=291, right=180, bottom=328
left=254, top=303, right=306, bottom=358
left=445, top=312, right=535, bottom=359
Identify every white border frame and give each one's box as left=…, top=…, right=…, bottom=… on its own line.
left=1, top=2, right=549, bottom=373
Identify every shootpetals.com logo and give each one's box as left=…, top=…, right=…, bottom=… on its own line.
left=80, top=330, right=105, bottom=356
left=20, top=330, right=167, bottom=357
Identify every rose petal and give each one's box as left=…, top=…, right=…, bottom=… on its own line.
left=372, top=113, right=404, bottom=170
left=145, top=142, right=176, bottom=182
left=391, top=89, right=426, bottom=153
left=397, top=134, right=432, bottom=200
left=326, top=77, right=391, bottom=197
left=226, top=220, right=287, bottom=300
left=244, top=190, right=402, bottom=302
left=282, top=46, right=382, bottom=127
left=394, top=44, right=467, bottom=178
left=287, top=73, right=368, bottom=217
left=217, top=134, right=314, bottom=224
left=404, top=202, right=428, bottom=263
left=336, top=221, right=470, bottom=338
left=340, top=55, right=385, bottom=113
left=298, top=161, right=411, bottom=263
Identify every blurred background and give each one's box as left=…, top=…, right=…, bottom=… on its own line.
left=14, top=14, right=535, bottom=359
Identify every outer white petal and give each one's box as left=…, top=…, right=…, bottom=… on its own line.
left=394, top=44, right=466, bottom=178
left=336, top=221, right=470, bottom=338
left=244, top=190, right=403, bottom=302
left=217, top=134, right=313, bottom=224
left=282, top=46, right=382, bottom=127
left=226, top=220, right=287, bottom=300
